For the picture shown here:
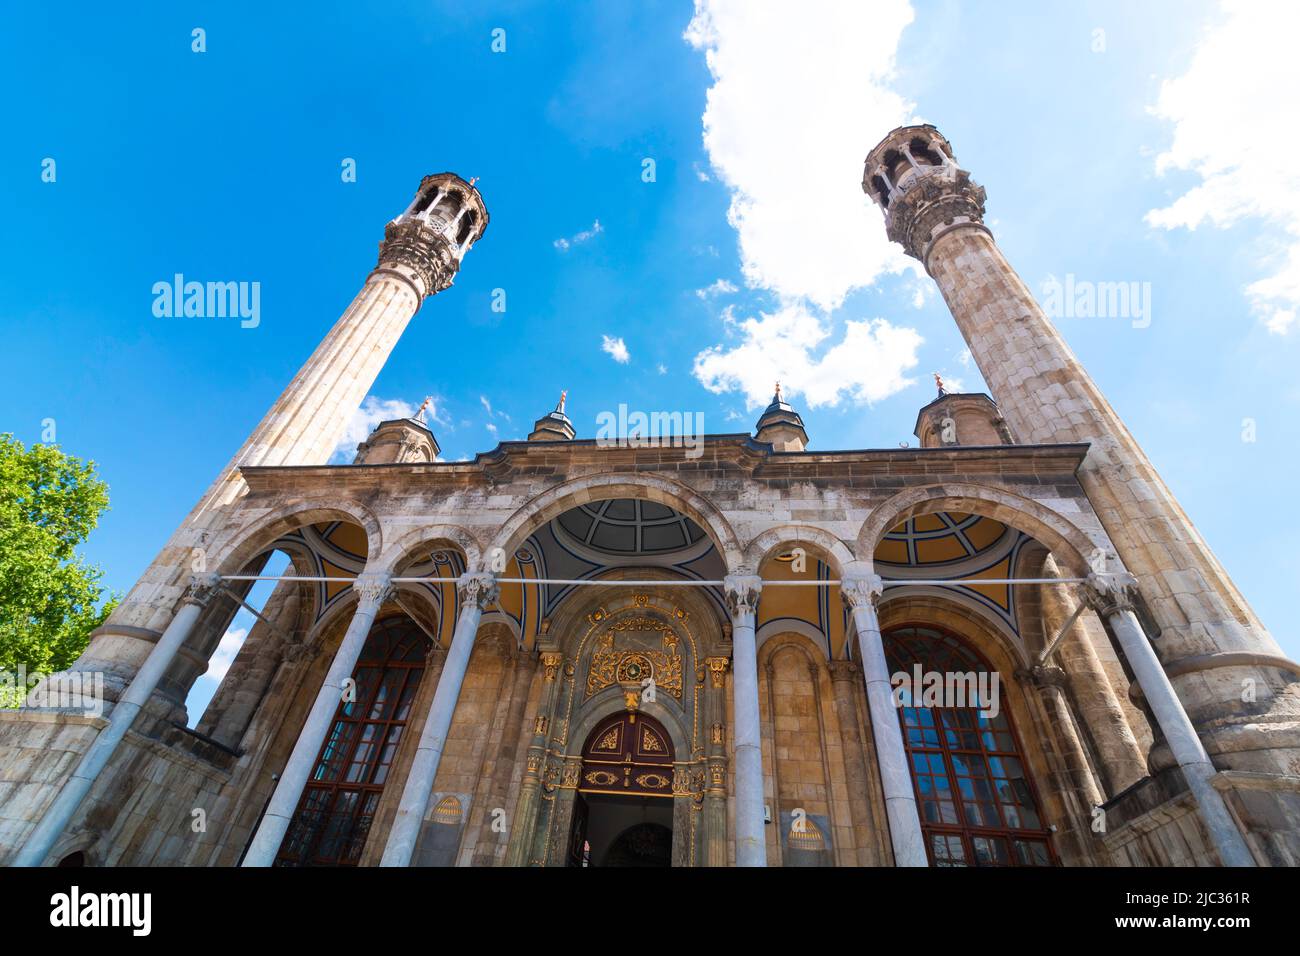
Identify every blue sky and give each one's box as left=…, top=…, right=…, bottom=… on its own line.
left=2, top=0, right=1297, bottom=684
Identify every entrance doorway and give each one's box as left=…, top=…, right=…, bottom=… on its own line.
left=568, top=711, right=676, bottom=867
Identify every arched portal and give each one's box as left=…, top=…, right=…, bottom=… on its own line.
left=274, top=616, right=431, bottom=867
left=568, top=711, right=676, bottom=867
left=884, top=624, right=1056, bottom=867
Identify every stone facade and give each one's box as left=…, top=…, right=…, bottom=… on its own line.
left=2, top=131, right=1298, bottom=868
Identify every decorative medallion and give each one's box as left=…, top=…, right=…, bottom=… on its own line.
left=585, top=625, right=684, bottom=700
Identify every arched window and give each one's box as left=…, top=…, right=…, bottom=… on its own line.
left=275, top=616, right=430, bottom=866
left=884, top=624, right=1055, bottom=867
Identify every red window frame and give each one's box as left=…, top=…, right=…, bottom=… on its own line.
left=884, top=623, right=1057, bottom=867
left=275, top=616, right=430, bottom=867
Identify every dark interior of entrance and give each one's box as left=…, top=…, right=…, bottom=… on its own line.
left=569, top=793, right=673, bottom=867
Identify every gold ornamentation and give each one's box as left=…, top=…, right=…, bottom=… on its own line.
left=711, top=722, right=724, bottom=745
left=561, top=761, right=581, bottom=789
left=534, top=715, right=549, bottom=736
left=596, top=727, right=620, bottom=751
left=585, top=621, right=684, bottom=700
left=705, top=657, right=729, bottom=689
left=635, top=772, right=671, bottom=790
left=584, top=769, right=618, bottom=787
left=541, top=653, right=563, bottom=681
left=642, top=727, right=664, bottom=753
left=432, top=795, right=462, bottom=825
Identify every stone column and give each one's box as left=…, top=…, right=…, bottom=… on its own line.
left=841, top=569, right=928, bottom=867
left=12, top=575, right=221, bottom=867
left=863, top=126, right=1299, bottom=774
left=241, top=573, right=393, bottom=867
left=724, top=574, right=766, bottom=867
left=1084, top=573, right=1256, bottom=867
left=828, top=660, right=884, bottom=866
left=505, top=649, right=565, bottom=866
left=76, top=176, right=489, bottom=700
left=472, top=647, right=539, bottom=866
left=380, top=571, right=498, bottom=867
left=1039, top=555, right=1147, bottom=793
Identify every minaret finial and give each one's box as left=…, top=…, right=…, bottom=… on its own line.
left=415, top=396, right=433, bottom=423
left=557, top=389, right=567, bottom=414
left=774, top=381, right=782, bottom=401
left=469, top=176, right=480, bottom=188
left=934, top=372, right=946, bottom=396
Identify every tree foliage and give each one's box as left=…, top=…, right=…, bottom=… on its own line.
left=0, top=433, right=118, bottom=679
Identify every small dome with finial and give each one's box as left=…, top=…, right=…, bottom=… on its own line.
left=528, top=390, right=576, bottom=442
left=754, top=381, right=809, bottom=452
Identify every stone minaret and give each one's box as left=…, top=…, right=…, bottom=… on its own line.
left=76, top=174, right=488, bottom=709
left=863, top=126, right=1299, bottom=775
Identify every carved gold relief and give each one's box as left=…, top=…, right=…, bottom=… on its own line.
left=585, top=623, right=684, bottom=700
left=541, top=653, right=563, bottom=681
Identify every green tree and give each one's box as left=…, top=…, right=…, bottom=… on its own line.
left=0, top=433, right=119, bottom=698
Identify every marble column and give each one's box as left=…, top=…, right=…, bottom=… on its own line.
left=1084, top=573, right=1256, bottom=867
left=380, top=571, right=497, bottom=867
left=724, top=574, right=766, bottom=867
left=13, top=574, right=221, bottom=867
left=841, top=569, right=928, bottom=867
left=241, top=573, right=392, bottom=867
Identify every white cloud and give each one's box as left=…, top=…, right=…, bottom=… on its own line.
left=693, top=304, right=923, bottom=409
left=601, top=334, right=631, bottom=364
left=206, top=626, right=247, bottom=684
left=657, top=363, right=668, bottom=375
left=554, top=219, right=604, bottom=252
left=684, top=0, right=917, bottom=311
left=486, top=422, right=498, bottom=435
left=696, top=278, right=739, bottom=299
left=332, top=395, right=418, bottom=461
left=684, top=0, right=927, bottom=411
left=1146, top=0, right=1300, bottom=335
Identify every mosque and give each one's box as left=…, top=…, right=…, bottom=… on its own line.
left=2, top=125, right=1296, bottom=867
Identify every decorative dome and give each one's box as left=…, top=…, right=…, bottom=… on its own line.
left=555, top=499, right=706, bottom=555
left=875, top=512, right=1010, bottom=567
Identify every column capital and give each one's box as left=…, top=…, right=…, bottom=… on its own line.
left=827, top=659, right=862, bottom=683
left=456, top=571, right=499, bottom=610
left=1027, top=663, right=1068, bottom=690
left=354, top=573, right=394, bottom=610
left=840, top=572, right=885, bottom=610
left=723, top=574, right=763, bottom=617
left=181, top=572, right=223, bottom=608
left=705, top=656, right=730, bottom=688
left=1081, top=571, right=1139, bottom=618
